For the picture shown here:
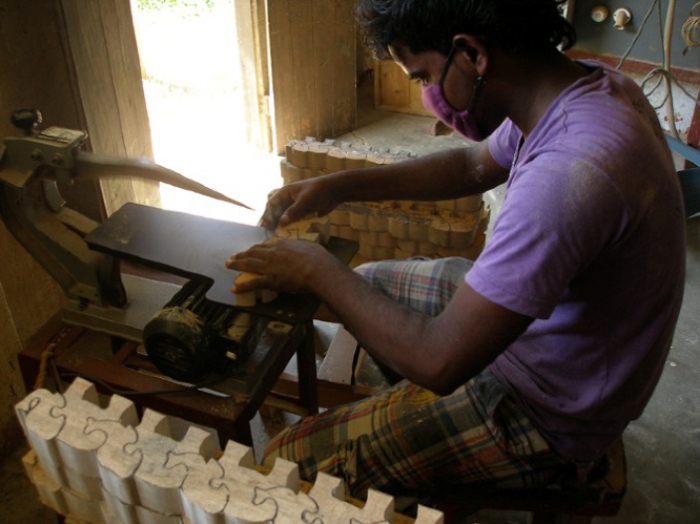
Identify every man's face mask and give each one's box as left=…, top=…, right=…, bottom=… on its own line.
left=420, top=46, right=485, bottom=141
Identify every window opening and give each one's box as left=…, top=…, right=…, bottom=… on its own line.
left=131, top=0, right=278, bottom=225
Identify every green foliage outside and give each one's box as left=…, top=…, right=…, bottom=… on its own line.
left=136, top=0, right=215, bottom=12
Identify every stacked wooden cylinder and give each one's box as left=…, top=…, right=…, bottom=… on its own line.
left=281, top=138, right=490, bottom=267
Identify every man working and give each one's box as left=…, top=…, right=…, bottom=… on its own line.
left=226, top=0, right=686, bottom=501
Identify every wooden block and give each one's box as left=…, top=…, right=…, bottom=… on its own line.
left=338, top=225, right=359, bottom=241
left=415, top=505, right=446, bottom=524
left=397, top=239, right=418, bottom=254
left=85, top=417, right=141, bottom=505
left=394, top=247, right=414, bottom=260
left=326, top=147, right=347, bottom=172
left=30, top=459, right=69, bottom=516
left=436, top=200, right=456, bottom=213
left=388, top=213, right=410, bottom=239
left=454, top=194, right=483, bottom=214
left=54, top=378, right=138, bottom=492
left=349, top=208, right=370, bottom=231
left=276, top=215, right=331, bottom=245
left=280, top=159, right=304, bottom=185
left=359, top=231, right=379, bottom=246
left=377, top=232, right=397, bottom=248
left=234, top=272, right=279, bottom=307
left=408, top=216, right=431, bottom=242
left=429, top=215, right=451, bottom=247
left=368, top=210, right=389, bottom=232
left=285, top=139, right=306, bottom=163
left=479, top=204, right=491, bottom=233
left=128, top=410, right=197, bottom=516
left=15, top=388, right=67, bottom=485
left=289, top=142, right=309, bottom=168
left=165, top=448, right=228, bottom=524
left=62, top=486, right=105, bottom=524
left=216, top=441, right=300, bottom=523
left=345, top=151, right=367, bottom=170
left=449, top=215, right=478, bottom=249
left=372, top=246, right=396, bottom=260
left=358, top=243, right=375, bottom=259
left=306, top=142, right=328, bottom=170
left=329, top=207, right=351, bottom=226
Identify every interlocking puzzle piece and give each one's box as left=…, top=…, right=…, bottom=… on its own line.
left=165, top=448, right=227, bottom=524
left=308, top=473, right=393, bottom=524
left=414, top=505, right=445, bottom=524
left=215, top=440, right=301, bottom=523
left=15, top=387, right=67, bottom=485
left=23, top=449, right=69, bottom=516
left=62, top=484, right=106, bottom=524
left=128, top=410, right=219, bottom=516
left=233, top=270, right=278, bottom=307
left=275, top=215, right=331, bottom=245
left=53, top=378, right=138, bottom=498
left=85, top=417, right=141, bottom=506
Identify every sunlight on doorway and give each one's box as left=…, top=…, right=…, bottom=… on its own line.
left=130, top=0, right=280, bottom=226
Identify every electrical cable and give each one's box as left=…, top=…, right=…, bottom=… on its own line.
left=663, top=0, right=680, bottom=139
left=617, top=0, right=660, bottom=69
left=681, top=2, right=700, bottom=54
left=614, top=0, right=700, bottom=139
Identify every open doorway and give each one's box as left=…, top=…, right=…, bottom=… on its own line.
left=130, top=0, right=280, bottom=225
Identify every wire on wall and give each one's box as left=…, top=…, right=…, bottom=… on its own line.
left=616, top=0, right=700, bottom=140
left=681, top=2, right=700, bottom=54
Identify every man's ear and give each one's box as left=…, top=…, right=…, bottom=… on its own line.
left=452, top=34, right=488, bottom=76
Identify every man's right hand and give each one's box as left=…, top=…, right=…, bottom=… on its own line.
left=260, top=177, right=340, bottom=230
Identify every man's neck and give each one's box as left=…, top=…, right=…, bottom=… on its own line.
left=498, top=49, right=588, bottom=138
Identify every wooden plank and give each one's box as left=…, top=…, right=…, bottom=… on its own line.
left=318, top=325, right=358, bottom=385
left=234, top=0, right=272, bottom=152
left=60, top=0, right=160, bottom=216
left=329, top=0, right=358, bottom=137
left=267, top=0, right=356, bottom=152
left=374, top=60, right=432, bottom=117
left=0, top=283, right=27, bottom=444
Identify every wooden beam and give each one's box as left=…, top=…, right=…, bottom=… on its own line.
left=60, top=0, right=160, bottom=216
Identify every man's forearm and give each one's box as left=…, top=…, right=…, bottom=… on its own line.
left=325, top=146, right=505, bottom=204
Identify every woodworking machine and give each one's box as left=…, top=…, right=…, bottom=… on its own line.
left=0, top=111, right=355, bottom=383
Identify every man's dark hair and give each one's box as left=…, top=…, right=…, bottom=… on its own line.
left=356, top=0, right=576, bottom=58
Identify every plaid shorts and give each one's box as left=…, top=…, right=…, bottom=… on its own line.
left=264, top=257, right=576, bottom=498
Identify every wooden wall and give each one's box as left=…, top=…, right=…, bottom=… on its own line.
left=0, top=0, right=155, bottom=445
left=266, top=0, right=357, bottom=153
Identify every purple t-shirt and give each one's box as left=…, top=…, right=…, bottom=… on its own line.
left=466, top=61, right=686, bottom=461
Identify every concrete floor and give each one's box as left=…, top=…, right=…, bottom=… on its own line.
left=1, top=83, right=699, bottom=523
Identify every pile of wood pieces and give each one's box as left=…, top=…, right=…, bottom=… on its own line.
left=16, top=377, right=444, bottom=523
left=280, top=137, right=490, bottom=267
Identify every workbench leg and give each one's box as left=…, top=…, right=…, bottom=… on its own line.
left=296, top=320, right=319, bottom=415
left=233, top=418, right=253, bottom=447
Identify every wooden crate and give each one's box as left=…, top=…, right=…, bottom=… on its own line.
left=374, top=60, right=433, bottom=117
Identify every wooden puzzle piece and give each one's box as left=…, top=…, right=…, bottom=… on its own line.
left=216, top=440, right=299, bottom=523
left=15, top=388, right=67, bottom=486
left=165, top=447, right=228, bottom=523
left=275, top=215, right=331, bottom=245
left=126, top=409, right=200, bottom=516
left=308, top=473, right=393, bottom=524
left=52, top=378, right=138, bottom=499
left=16, top=379, right=445, bottom=523
left=85, top=417, right=141, bottom=506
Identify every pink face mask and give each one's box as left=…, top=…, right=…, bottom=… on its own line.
left=420, top=47, right=485, bottom=141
